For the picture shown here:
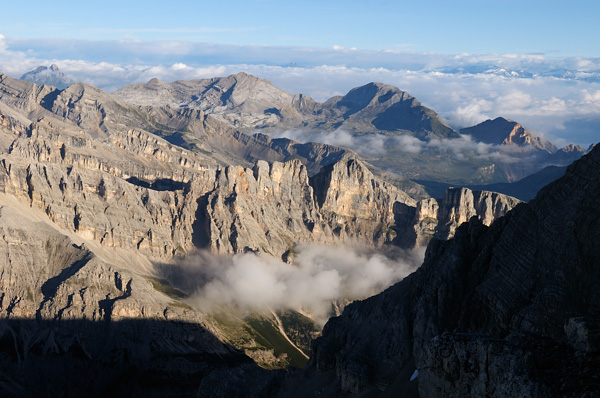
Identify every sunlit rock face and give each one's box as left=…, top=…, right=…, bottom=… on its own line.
left=393, top=187, right=520, bottom=248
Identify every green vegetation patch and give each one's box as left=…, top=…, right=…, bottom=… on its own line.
left=244, top=316, right=308, bottom=369
left=149, top=277, right=188, bottom=299
left=168, top=300, right=192, bottom=310
left=277, top=310, right=320, bottom=354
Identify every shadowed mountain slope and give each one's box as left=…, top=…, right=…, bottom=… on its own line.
left=286, top=143, right=600, bottom=396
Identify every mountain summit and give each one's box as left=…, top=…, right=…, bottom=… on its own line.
left=460, top=117, right=557, bottom=152
left=317, top=82, right=458, bottom=139
left=20, top=64, right=76, bottom=90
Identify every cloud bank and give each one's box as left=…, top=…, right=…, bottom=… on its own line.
left=0, top=36, right=599, bottom=146
left=269, top=129, right=540, bottom=165
left=159, top=245, right=423, bottom=324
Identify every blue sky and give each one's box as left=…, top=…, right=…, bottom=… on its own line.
left=0, top=1, right=599, bottom=146
left=3, top=0, right=599, bottom=56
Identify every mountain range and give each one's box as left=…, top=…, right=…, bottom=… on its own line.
left=0, top=67, right=596, bottom=396
left=113, top=71, right=587, bottom=186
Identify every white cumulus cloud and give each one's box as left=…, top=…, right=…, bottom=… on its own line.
left=159, top=245, right=424, bottom=324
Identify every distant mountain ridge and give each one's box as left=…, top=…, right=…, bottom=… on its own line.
left=20, top=64, right=75, bottom=90
left=114, top=72, right=587, bottom=185
left=13, top=66, right=589, bottom=187
left=113, top=73, right=459, bottom=140
left=460, top=117, right=557, bottom=152
left=416, top=164, right=570, bottom=201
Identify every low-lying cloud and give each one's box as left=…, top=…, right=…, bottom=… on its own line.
left=0, top=35, right=599, bottom=146
left=268, top=129, right=539, bottom=165
left=159, top=245, right=424, bottom=324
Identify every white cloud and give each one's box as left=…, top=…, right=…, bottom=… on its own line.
left=447, top=99, right=494, bottom=127
left=160, top=245, right=423, bottom=324
left=171, top=62, right=189, bottom=70
left=0, top=36, right=599, bottom=145
left=581, top=90, right=600, bottom=114
left=268, top=129, right=539, bottom=165
left=496, top=90, right=533, bottom=112
left=270, top=129, right=419, bottom=157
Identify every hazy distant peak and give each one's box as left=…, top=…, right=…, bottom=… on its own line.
left=560, top=143, right=586, bottom=152
left=342, top=82, right=413, bottom=105
left=20, top=64, right=75, bottom=90
left=146, top=77, right=164, bottom=86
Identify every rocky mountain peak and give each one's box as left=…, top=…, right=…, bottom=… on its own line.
left=20, top=64, right=75, bottom=90
left=461, top=116, right=558, bottom=152
left=332, top=82, right=412, bottom=114
left=560, top=143, right=586, bottom=152
left=146, top=77, right=163, bottom=86
left=316, top=82, right=458, bottom=139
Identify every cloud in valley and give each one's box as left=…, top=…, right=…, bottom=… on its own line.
left=158, top=245, right=424, bottom=324
left=269, top=129, right=539, bottom=165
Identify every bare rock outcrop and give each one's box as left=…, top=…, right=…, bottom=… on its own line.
left=113, top=72, right=307, bottom=131
left=199, top=154, right=415, bottom=259
left=0, top=195, right=255, bottom=397
left=300, top=142, right=600, bottom=396
left=394, top=187, right=520, bottom=248
left=460, top=117, right=557, bottom=153
left=0, top=73, right=419, bottom=263
left=434, top=187, right=521, bottom=240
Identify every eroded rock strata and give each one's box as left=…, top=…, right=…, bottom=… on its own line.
left=0, top=71, right=546, bottom=396
left=295, top=143, right=600, bottom=397
left=394, top=187, right=520, bottom=248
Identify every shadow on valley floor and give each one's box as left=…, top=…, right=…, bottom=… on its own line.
left=0, top=317, right=280, bottom=398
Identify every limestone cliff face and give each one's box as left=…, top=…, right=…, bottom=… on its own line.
left=1, top=114, right=216, bottom=261
left=434, top=187, right=521, bottom=240
left=394, top=187, right=520, bottom=248
left=200, top=155, right=415, bottom=259
left=0, top=76, right=417, bottom=263
left=0, top=71, right=521, bottom=269
left=0, top=147, right=271, bottom=395
left=0, top=198, right=256, bottom=396
left=201, top=159, right=319, bottom=257
left=304, top=143, right=600, bottom=397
